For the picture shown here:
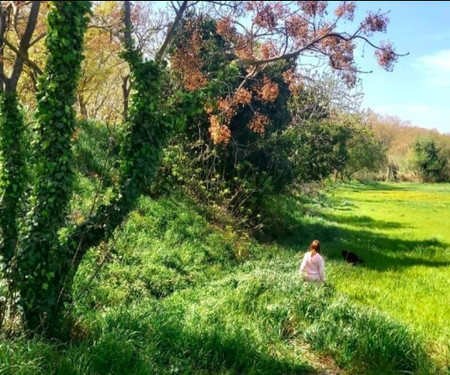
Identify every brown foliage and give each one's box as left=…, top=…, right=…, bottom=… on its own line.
left=171, top=27, right=207, bottom=91
left=257, top=77, right=279, bottom=103
left=248, top=112, right=270, bottom=134
left=209, top=115, right=231, bottom=144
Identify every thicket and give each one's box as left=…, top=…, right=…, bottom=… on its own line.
left=155, top=18, right=390, bottom=228
left=414, top=137, right=448, bottom=182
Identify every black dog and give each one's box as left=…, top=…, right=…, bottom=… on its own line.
left=342, top=250, right=364, bottom=265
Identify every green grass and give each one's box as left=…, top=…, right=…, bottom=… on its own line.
left=329, top=183, right=450, bottom=367
left=263, top=181, right=450, bottom=370
left=1, top=182, right=447, bottom=374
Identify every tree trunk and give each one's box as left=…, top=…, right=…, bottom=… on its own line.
left=16, top=1, right=91, bottom=335
left=122, top=74, right=130, bottom=122
left=0, top=92, right=26, bottom=287
left=78, top=92, right=88, bottom=118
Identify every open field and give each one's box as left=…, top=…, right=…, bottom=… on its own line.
left=267, top=182, right=450, bottom=368
left=329, top=183, right=450, bottom=359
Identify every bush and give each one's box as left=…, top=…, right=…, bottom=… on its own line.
left=414, top=137, right=448, bottom=182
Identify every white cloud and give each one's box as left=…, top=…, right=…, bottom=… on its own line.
left=417, top=50, right=450, bottom=71
left=414, top=50, right=450, bottom=87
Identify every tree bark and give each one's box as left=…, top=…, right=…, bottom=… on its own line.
left=122, top=74, right=130, bottom=122
left=155, top=1, right=188, bottom=61
left=7, top=1, right=41, bottom=92
left=78, top=92, right=88, bottom=118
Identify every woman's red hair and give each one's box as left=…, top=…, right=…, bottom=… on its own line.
left=310, top=239, right=321, bottom=253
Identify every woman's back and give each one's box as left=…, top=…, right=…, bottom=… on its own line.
left=299, top=241, right=325, bottom=281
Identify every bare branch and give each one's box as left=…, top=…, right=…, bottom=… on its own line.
left=30, top=32, right=46, bottom=47
left=235, top=32, right=408, bottom=68
left=123, top=0, right=133, bottom=51
left=0, top=1, right=8, bottom=88
left=0, top=35, right=42, bottom=75
left=7, top=1, right=42, bottom=91
left=155, top=0, right=188, bottom=61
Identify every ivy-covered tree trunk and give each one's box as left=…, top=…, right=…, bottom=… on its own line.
left=0, top=93, right=26, bottom=283
left=0, top=0, right=180, bottom=337
left=12, top=0, right=179, bottom=336
left=0, top=1, right=40, bottom=304
left=61, top=1, right=180, bottom=300
left=16, top=1, right=91, bottom=334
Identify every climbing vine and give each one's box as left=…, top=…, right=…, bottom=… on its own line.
left=0, top=93, right=26, bottom=282
left=64, top=6, right=185, bottom=291
left=16, top=1, right=91, bottom=333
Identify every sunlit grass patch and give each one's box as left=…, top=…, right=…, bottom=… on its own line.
left=318, top=182, right=450, bottom=369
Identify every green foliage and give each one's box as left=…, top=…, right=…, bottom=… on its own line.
left=414, top=137, right=448, bottom=182
left=158, top=17, right=294, bottom=227
left=16, top=1, right=92, bottom=332
left=284, top=114, right=387, bottom=183
left=0, top=93, right=27, bottom=278
left=344, top=118, right=387, bottom=179
left=286, top=120, right=352, bottom=182
left=72, top=120, right=123, bottom=186
left=67, top=35, right=183, bottom=266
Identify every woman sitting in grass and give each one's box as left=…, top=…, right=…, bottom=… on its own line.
left=299, top=240, right=325, bottom=282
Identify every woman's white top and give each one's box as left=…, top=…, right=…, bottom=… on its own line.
left=299, top=251, right=325, bottom=281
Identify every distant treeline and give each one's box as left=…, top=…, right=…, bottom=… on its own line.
left=368, top=113, right=450, bottom=182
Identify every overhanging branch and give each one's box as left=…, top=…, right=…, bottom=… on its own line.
left=155, top=0, right=188, bottom=61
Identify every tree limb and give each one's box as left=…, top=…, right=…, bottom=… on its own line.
left=155, top=0, right=188, bottom=61
left=235, top=32, right=408, bottom=68
left=8, top=1, right=41, bottom=92
left=0, top=36, right=42, bottom=76
left=0, top=1, right=7, bottom=88
left=30, top=31, right=46, bottom=47
left=123, top=0, right=133, bottom=51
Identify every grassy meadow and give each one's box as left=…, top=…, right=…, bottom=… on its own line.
left=329, top=183, right=450, bottom=363
left=1, top=181, right=448, bottom=374
left=265, top=182, right=450, bottom=369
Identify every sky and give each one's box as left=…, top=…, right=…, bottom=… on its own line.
left=352, top=1, right=450, bottom=134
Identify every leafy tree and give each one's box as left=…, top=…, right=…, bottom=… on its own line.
left=344, top=119, right=387, bottom=179
left=172, top=1, right=401, bottom=145
left=160, top=1, right=403, bottom=225
left=414, top=138, right=447, bottom=182
left=159, top=16, right=295, bottom=226
left=286, top=119, right=352, bottom=183
left=368, top=113, right=450, bottom=180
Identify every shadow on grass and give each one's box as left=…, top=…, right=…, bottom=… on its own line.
left=320, top=213, right=408, bottom=230
left=261, top=194, right=450, bottom=272
left=175, top=328, right=314, bottom=374
left=337, top=181, right=408, bottom=192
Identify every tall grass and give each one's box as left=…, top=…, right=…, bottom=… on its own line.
left=2, top=184, right=436, bottom=374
